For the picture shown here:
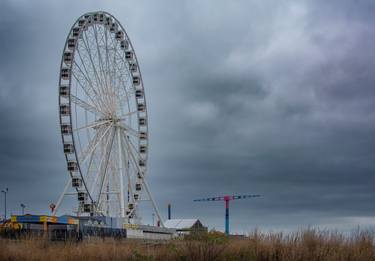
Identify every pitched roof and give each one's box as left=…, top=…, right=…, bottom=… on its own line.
left=164, top=219, right=200, bottom=229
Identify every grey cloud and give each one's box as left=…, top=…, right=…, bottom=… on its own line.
left=1, top=0, right=375, bottom=232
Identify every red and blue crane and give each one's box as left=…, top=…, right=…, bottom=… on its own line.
left=194, top=194, right=260, bottom=236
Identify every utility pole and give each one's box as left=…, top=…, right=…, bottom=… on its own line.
left=1, top=188, right=8, bottom=220
left=20, top=203, right=26, bottom=215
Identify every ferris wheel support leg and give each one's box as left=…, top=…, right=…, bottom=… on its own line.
left=52, top=178, right=71, bottom=216
left=117, top=126, right=125, bottom=218
left=142, top=178, right=164, bottom=228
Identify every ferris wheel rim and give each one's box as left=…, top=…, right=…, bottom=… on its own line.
left=58, top=11, right=148, bottom=217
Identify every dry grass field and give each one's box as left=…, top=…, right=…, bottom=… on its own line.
left=1, top=229, right=375, bottom=261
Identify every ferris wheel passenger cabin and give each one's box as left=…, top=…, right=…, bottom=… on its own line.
left=63, top=143, right=74, bottom=154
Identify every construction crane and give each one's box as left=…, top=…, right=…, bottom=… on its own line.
left=194, top=194, right=260, bottom=236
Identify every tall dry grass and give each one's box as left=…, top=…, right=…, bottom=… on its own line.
left=1, top=229, right=375, bottom=260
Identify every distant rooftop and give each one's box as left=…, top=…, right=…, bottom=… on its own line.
left=164, top=219, right=202, bottom=229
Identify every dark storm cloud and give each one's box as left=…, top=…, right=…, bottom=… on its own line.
left=1, top=0, right=375, bottom=232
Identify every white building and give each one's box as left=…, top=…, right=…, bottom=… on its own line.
left=164, top=219, right=207, bottom=235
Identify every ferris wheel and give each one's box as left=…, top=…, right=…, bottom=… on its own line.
left=54, top=11, right=163, bottom=224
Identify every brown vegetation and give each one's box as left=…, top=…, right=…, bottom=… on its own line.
left=1, top=229, right=375, bottom=261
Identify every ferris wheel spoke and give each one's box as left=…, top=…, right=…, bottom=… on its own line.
left=121, top=134, right=139, bottom=200
left=125, top=145, right=145, bottom=211
left=73, top=91, right=86, bottom=165
left=70, top=94, right=104, bottom=115
left=78, top=126, right=102, bottom=163
left=118, top=87, right=136, bottom=107
left=90, top=126, right=114, bottom=197
left=93, top=24, right=116, bottom=112
left=72, top=59, right=109, bottom=113
left=82, top=30, right=113, bottom=112
left=122, top=130, right=139, bottom=154
left=105, top=28, right=115, bottom=89
left=93, top=24, right=108, bottom=87
left=105, top=31, right=133, bottom=109
left=111, top=43, right=127, bottom=79
left=122, top=134, right=142, bottom=174
left=71, top=64, right=100, bottom=107
left=118, top=123, right=140, bottom=138
left=115, top=70, right=133, bottom=102
left=97, top=127, right=116, bottom=204
left=125, top=136, right=155, bottom=217
left=107, top=31, right=118, bottom=80
left=116, top=134, right=141, bottom=218
left=104, top=25, right=112, bottom=95
left=118, top=129, right=135, bottom=205
left=76, top=46, right=112, bottom=115
left=110, top=44, right=119, bottom=106
left=117, top=80, right=134, bottom=111
left=105, top=39, right=120, bottom=113
left=111, top=37, right=130, bottom=103
left=113, top=46, right=132, bottom=80
left=117, top=110, right=138, bottom=120
left=82, top=30, right=105, bottom=88
left=73, top=52, right=98, bottom=96
left=126, top=135, right=145, bottom=161
left=110, top=43, right=132, bottom=96
left=83, top=138, right=99, bottom=191
left=109, top=75, right=132, bottom=115
left=107, top=29, right=126, bottom=75
left=78, top=123, right=113, bottom=164
left=73, top=119, right=111, bottom=132
left=115, top=50, right=132, bottom=81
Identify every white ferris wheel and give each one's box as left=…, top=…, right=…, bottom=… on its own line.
left=54, top=11, right=163, bottom=225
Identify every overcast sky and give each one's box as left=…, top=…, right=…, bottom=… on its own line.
left=1, top=0, right=375, bottom=233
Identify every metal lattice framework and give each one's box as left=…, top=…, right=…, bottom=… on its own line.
left=194, top=194, right=260, bottom=235
left=54, top=11, right=163, bottom=224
